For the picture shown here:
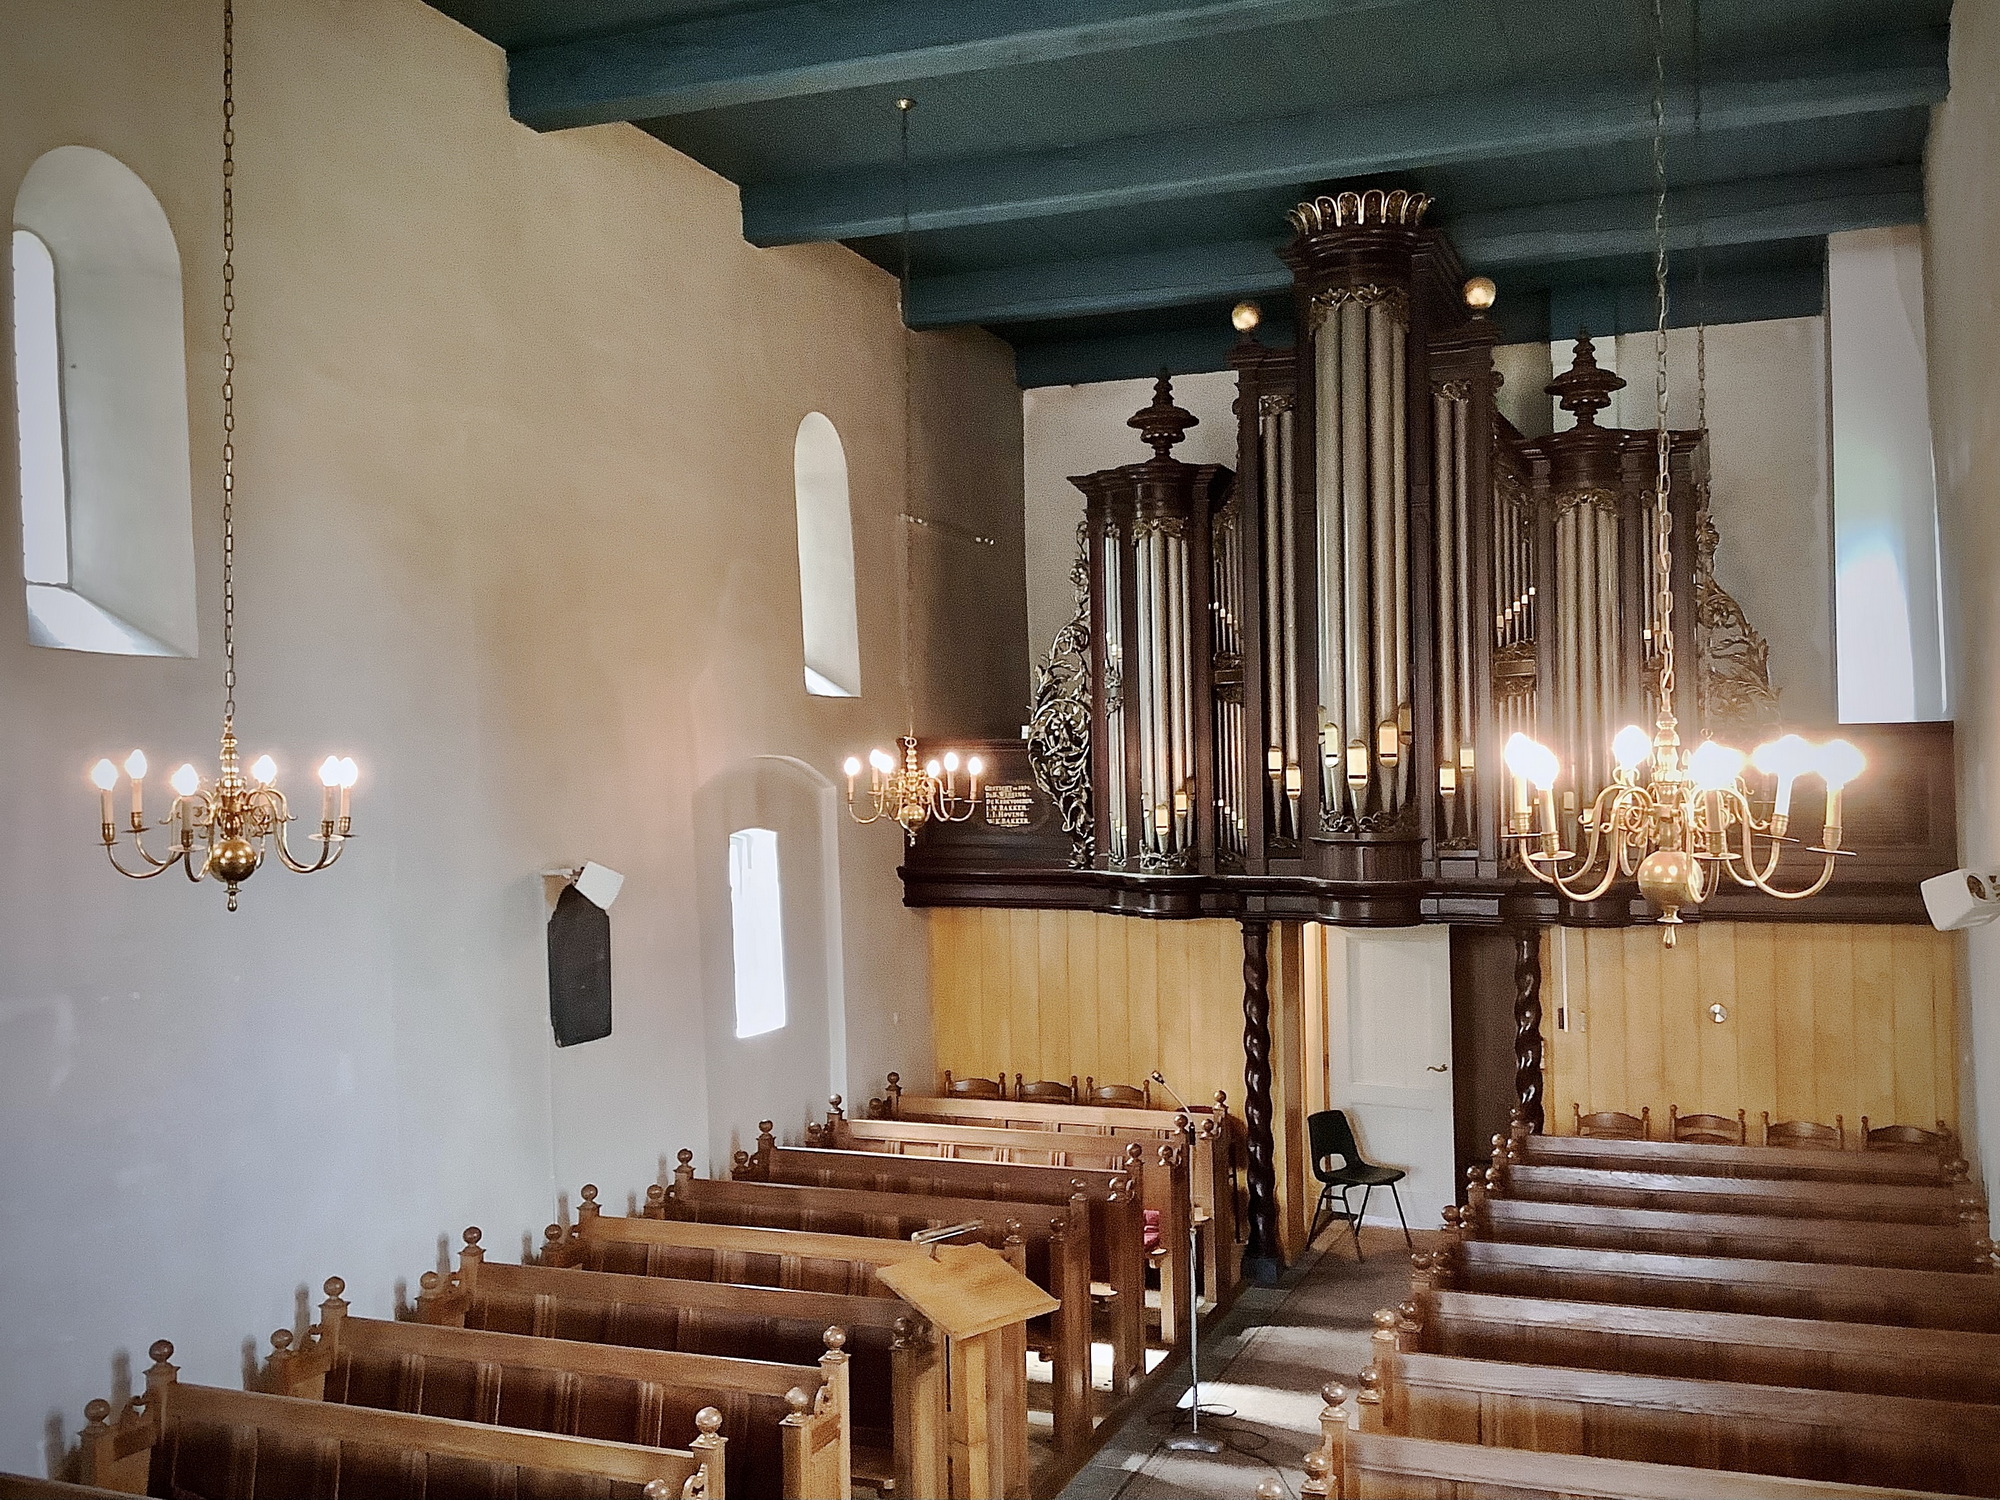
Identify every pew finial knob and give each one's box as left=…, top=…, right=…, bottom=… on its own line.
left=84, top=1399, right=112, bottom=1428
left=786, top=1386, right=811, bottom=1415
left=823, top=1326, right=847, bottom=1352
left=1255, top=1479, right=1286, bottom=1500
left=886, top=1071, right=900, bottom=1086
left=1321, top=1381, right=1348, bottom=1408
left=1302, top=1450, right=1331, bottom=1483
left=580, top=1184, right=600, bottom=1206
left=1372, top=1309, right=1398, bottom=1331
left=758, top=1120, right=775, bottom=1136
left=677, top=1148, right=694, bottom=1166
left=270, top=1329, right=294, bottom=1353
left=148, top=1341, right=175, bottom=1366
left=696, top=1405, right=724, bottom=1436
left=463, top=1227, right=482, bottom=1248
left=323, top=1276, right=346, bottom=1300
left=420, top=1270, right=441, bottom=1290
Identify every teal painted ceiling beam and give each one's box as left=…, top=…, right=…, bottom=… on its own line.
left=506, top=0, right=1420, bottom=130
left=908, top=165, right=1921, bottom=328
left=743, top=30, right=1946, bottom=245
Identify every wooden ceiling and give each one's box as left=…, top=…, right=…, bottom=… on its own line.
left=425, top=0, right=1949, bottom=385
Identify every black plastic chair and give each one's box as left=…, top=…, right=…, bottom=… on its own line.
left=1306, top=1108, right=1411, bottom=1260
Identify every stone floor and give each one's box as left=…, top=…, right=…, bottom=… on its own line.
left=1057, top=1224, right=1439, bottom=1500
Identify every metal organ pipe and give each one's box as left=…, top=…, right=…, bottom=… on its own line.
left=1263, top=400, right=1290, bottom=837
left=1339, top=299, right=1371, bottom=818
left=1451, top=391, right=1474, bottom=834
left=1433, top=389, right=1459, bottom=840
left=1366, top=298, right=1397, bottom=809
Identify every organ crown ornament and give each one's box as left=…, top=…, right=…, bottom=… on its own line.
left=89, top=0, right=357, bottom=910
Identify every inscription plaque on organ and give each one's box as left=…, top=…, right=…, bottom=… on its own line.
left=983, top=784, right=1036, bottom=828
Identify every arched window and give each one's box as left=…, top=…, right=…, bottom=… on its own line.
left=793, top=412, right=861, bottom=697
left=11, top=146, right=196, bottom=656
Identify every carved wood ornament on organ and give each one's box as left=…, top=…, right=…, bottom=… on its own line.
left=1029, top=188, right=1783, bottom=924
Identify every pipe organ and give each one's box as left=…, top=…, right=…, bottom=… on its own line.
left=985, top=188, right=1934, bottom=928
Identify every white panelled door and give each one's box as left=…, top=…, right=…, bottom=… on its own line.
left=1319, top=925, right=1456, bottom=1232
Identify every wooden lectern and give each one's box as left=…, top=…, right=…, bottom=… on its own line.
left=878, top=1243, right=1059, bottom=1500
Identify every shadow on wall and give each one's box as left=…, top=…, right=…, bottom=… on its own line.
left=693, top=756, right=847, bottom=1174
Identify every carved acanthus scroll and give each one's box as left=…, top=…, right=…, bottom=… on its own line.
left=1026, top=522, right=1094, bottom=867
left=1693, top=508, right=1781, bottom=732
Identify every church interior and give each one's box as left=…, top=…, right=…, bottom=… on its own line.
left=5, top=0, right=2000, bottom=1496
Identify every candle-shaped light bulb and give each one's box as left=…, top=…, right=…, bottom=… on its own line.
left=1613, top=724, right=1652, bottom=775
left=124, top=749, right=146, bottom=821
left=966, top=756, right=983, bottom=779
left=250, top=754, right=276, bottom=785
left=338, top=757, right=358, bottom=789
left=869, top=748, right=894, bottom=774
left=925, top=758, right=942, bottom=779
left=1817, top=738, right=1865, bottom=838
left=1751, top=732, right=1813, bottom=820
left=319, top=756, right=343, bottom=787
left=171, top=763, right=201, bottom=798
left=1688, top=740, right=1746, bottom=794
left=91, top=757, right=117, bottom=828
left=942, top=751, right=960, bottom=773
left=842, top=756, right=862, bottom=778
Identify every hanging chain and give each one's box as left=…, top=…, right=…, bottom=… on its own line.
left=220, top=0, right=238, bottom=724
left=1649, top=0, right=1676, bottom=721
left=897, top=96, right=917, bottom=737
left=1691, top=0, right=1708, bottom=446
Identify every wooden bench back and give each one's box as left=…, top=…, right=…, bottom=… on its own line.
left=76, top=1343, right=717, bottom=1498
left=1495, top=1162, right=1977, bottom=1225
left=267, top=1280, right=843, bottom=1500
left=1404, top=1285, right=2000, bottom=1404
left=419, top=1247, right=943, bottom=1498
left=1428, top=1241, right=2000, bottom=1331
left=1472, top=1194, right=1990, bottom=1271
left=1374, top=1345, right=2000, bottom=1496
left=1512, top=1130, right=1958, bottom=1184
left=1301, top=1389, right=1945, bottom=1500
left=550, top=1186, right=947, bottom=1296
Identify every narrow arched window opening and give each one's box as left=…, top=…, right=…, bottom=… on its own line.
left=794, top=412, right=861, bottom=698
left=12, top=146, right=196, bottom=657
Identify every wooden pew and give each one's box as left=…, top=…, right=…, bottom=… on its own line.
left=745, top=1138, right=1152, bottom=1383
left=654, top=1164, right=1097, bottom=1454
left=870, top=1073, right=1242, bottom=1298
left=265, top=1275, right=849, bottom=1498
left=1507, top=1126, right=1963, bottom=1185
left=801, top=1109, right=1196, bottom=1345
left=75, top=1340, right=719, bottom=1498
left=1489, top=1161, right=1981, bottom=1225
left=1420, top=1240, right=2000, bottom=1331
left=1299, top=1382, right=1946, bottom=1500
left=0, top=1478, right=131, bottom=1499
left=1395, top=1284, right=2000, bottom=1404
left=1464, top=1189, right=1993, bottom=1271
left=548, top=1197, right=1054, bottom=1499
left=546, top=1185, right=985, bottom=1295
left=418, top=1232, right=946, bottom=1500
left=1366, top=1337, right=2000, bottom=1496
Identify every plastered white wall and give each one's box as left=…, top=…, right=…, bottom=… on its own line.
left=1924, top=0, right=2000, bottom=1229
left=0, top=0, right=1023, bottom=1475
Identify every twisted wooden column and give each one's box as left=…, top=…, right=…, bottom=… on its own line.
left=1512, top=925, right=1545, bottom=1134
left=1241, top=918, right=1282, bottom=1281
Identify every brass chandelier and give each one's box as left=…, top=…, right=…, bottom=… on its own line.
left=1500, top=0, right=1861, bottom=942
left=90, top=0, right=357, bottom=911
left=841, top=97, right=980, bottom=840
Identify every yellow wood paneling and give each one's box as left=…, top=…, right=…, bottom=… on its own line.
left=1545, top=923, right=1961, bottom=1137
left=927, top=911, right=1250, bottom=1122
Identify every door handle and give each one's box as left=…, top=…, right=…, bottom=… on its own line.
left=1426, top=1064, right=1448, bottom=1073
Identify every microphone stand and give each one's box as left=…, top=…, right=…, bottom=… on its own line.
left=1150, top=1070, right=1223, bottom=1453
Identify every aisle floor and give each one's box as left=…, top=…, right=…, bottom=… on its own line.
left=1058, top=1224, right=1441, bottom=1500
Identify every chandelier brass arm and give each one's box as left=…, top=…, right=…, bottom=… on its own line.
left=843, top=735, right=983, bottom=839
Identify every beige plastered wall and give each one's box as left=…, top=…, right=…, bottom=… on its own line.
left=0, top=0, right=1025, bottom=1473
left=1925, top=0, right=2000, bottom=1231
